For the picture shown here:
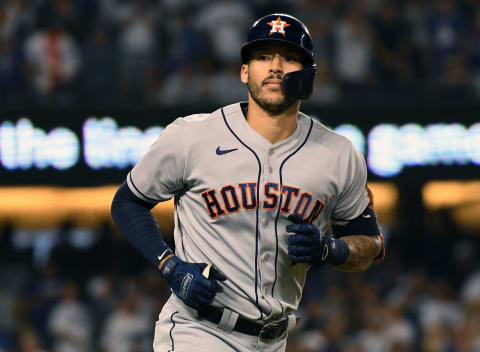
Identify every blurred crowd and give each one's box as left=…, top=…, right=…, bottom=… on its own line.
left=0, top=224, right=167, bottom=352
left=2, top=0, right=480, bottom=351
left=3, top=0, right=480, bottom=108
left=0, top=218, right=480, bottom=352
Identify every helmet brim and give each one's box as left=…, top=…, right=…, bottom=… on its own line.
left=240, top=38, right=314, bottom=66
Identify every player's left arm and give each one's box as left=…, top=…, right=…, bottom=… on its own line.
left=334, top=234, right=383, bottom=272
left=287, top=143, right=385, bottom=272
left=330, top=202, right=385, bottom=272
left=287, top=204, right=385, bottom=272
left=329, top=141, right=385, bottom=272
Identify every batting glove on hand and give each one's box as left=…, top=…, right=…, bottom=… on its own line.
left=287, top=214, right=350, bottom=267
left=160, top=256, right=227, bottom=311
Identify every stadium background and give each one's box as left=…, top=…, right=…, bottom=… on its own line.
left=1, top=0, right=480, bottom=351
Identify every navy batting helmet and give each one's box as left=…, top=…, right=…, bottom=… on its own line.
left=240, top=14, right=316, bottom=100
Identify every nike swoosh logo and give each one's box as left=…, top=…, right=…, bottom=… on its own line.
left=216, top=146, right=238, bottom=155
left=362, top=214, right=371, bottom=218
left=157, top=249, right=170, bottom=262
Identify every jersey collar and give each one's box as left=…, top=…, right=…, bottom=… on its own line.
left=221, top=102, right=310, bottom=151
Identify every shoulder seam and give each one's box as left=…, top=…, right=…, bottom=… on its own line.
left=223, top=108, right=238, bottom=117
left=178, top=112, right=217, bottom=123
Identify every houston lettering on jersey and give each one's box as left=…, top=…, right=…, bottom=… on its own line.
left=201, top=182, right=325, bottom=223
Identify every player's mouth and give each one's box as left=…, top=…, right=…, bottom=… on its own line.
left=263, top=79, right=283, bottom=91
left=264, top=79, right=282, bottom=87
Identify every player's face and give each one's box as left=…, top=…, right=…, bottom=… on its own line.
left=241, top=42, right=304, bottom=113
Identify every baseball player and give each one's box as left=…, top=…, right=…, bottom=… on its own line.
left=111, top=13, right=385, bottom=352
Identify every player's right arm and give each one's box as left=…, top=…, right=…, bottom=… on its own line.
left=111, top=119, right=226, bottom=311
left=111, top=120, right=185, bottom=270
left=111, top=182, right=226, bottom=310
left=111, top=181, right=174, bottom=269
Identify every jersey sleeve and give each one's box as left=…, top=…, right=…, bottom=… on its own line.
left=127, top=118, right=186, bottom=202
left=330, top=143, right=370, bottom=225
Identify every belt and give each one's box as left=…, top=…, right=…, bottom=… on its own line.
left=198, top=305, right=289, bottom=342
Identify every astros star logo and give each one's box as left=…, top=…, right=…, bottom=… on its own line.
left=267, top=16, right=291, bottom=36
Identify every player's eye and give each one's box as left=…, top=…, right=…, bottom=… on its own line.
left=258, top=54, right=270, bottom=61
left=285, top=55, right=300, bottom=63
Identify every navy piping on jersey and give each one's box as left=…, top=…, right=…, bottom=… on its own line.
left=221, top=107, right=264, bottom=320
left=168, top=311, right=179, bottom=352
left=272, top=117, right=314, bottom=312
left=173, top=195, right=186, bottom=261
left=128, top=172, right=160, bottom=203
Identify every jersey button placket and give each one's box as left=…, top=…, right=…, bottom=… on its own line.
left=265, top=148, right=274, bottom=174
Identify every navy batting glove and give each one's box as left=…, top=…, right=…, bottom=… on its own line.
left=160, top=256, right=227, bottom=311
left=287, top=214, right=350, bottom=267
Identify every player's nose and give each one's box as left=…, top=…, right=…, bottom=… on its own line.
left=269, top=55, right=284, bottom=74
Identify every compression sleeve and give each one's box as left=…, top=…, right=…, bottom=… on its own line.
left=111, top=181, right=173, bottom=268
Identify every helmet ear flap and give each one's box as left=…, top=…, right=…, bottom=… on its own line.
left=282, top=65, right=316, bottom=100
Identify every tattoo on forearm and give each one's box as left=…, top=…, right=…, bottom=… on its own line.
left=335, top=235, right=382, bottom=272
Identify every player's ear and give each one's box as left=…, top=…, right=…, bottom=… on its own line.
left=240, top=64, right=248, bottom=84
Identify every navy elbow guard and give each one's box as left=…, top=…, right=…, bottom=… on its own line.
left=332, top=206, right=385, bottom=263
left=332, top=206, right=380, bottom=237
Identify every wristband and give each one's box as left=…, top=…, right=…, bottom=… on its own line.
left=327, top=237, right=350, bottom=266
left=160, top=256, right=178, bottom=280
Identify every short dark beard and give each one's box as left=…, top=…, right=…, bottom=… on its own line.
left=247, top=75, right=296, bottom=113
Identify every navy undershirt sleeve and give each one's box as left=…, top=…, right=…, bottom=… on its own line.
left=111, top=181, right=173, bottom=268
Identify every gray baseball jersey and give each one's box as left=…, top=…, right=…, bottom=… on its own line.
left=127, top=102, right=369, bottom=321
